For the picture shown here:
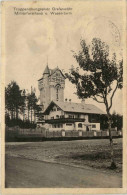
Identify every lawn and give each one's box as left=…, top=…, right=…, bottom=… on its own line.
left=6, top=138, right=122, bottom=175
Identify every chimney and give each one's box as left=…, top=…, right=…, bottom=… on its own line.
left=81, top=98, right=85, bottom=104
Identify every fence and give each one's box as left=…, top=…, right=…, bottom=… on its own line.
left=5, top=126, right=122, bottom=141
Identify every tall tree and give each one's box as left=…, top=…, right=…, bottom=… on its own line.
left=66, top=38, right=123, bottom=168
left=26, top=88, right=38, bottom=123
left=5, top=81, right=25, bottom=119
left=20, top=89, right=26, bottom=121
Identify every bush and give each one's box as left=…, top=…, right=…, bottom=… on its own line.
left=5, top=115, right=36, bottom=129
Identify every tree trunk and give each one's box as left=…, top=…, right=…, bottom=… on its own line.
left=11, top=110, right=13, bottom=119
left=107, top=112, right=117, bottom=169
left=31, top=107, right=32, bottom=123
left=23, top=108, right=25, bottom=121
left=28, top=107, right=29, bottom=121
left=16, top=108, right=18, bottom=119
left=34, top=110, right=36, bottom=123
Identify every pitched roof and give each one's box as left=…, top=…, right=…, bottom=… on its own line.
left=50, top=67, right=65, bottom=78
left=43, top=65, right=50, bottom=74
left=38, top=66, right=65, bottom=81
left=50, top=67, right=57, bottom=75
left=38, top=77, right=43, bottom=81
left=44, top=101, right=105, bottom=115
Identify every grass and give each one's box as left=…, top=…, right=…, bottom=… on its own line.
left=6, top=138, right=122, bottom=174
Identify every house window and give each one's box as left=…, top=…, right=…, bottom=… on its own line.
left=51, top=117, right=54, bottom=119
left=60, top=115, right=64, bottom=118
left=56, top=115, right=59, bottom=119
left=57, top=107, right=61, bottom=111
left=52, top=108, right=56, bottom=111
left=78, top=123, right=82, bottom=128
left=77, top=114, right=80, bottom=118
left=66, top=123, right=72, bottom=126
left=68, top=115, right=74, bottom=118
left=92, top=125, right=96, bottom=128
left=60, top=124, right=63, bottom=128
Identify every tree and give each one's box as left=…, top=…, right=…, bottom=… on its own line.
left=100, top=112, right=123, bottom=131
left=26, top=88, right=38, bottom=123
left=66, top=38, right=123, bottom=169
left=5, top=81, right=25, bottom=119
left=20, top=89, right=27, bottom=121
left=111, top=112, right=123, bottom=130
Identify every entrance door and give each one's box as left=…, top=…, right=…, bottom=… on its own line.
left=86, top=126, right=89, bottom=131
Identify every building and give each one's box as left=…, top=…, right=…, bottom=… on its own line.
left=38, top=65, right=65, bottom=111
left=43, top=101, right=104, bottom=131
left=37, top=65, right=105, bottom=131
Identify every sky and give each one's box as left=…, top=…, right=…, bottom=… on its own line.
left=4, top=0, right=124, bottom=114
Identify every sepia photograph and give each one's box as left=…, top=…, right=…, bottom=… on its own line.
left=1, top=0, right=127, bottom=194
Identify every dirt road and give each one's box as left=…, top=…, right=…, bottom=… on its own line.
left=5, top=156, right=122, bottom=188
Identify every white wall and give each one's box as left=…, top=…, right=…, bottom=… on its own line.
left=46, top=122, right=100, bottom=131
left=74, top=122, right=100, bottom=131
left=65, top=123, right=74, bottom=130
left=44, top=109, right=101, bottom=131
left=49, top=110, right=64, bottom=119
left=47, top=105, right=64, bottom=119
left=49, top=123, right=65, bottom=131
left=91, top=123, right=100, bottom=131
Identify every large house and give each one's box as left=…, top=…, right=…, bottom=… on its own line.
left=37, top=65, right=105, bottom=131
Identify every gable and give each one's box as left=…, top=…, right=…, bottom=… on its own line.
left=44, top=101, right=63, bottom=114
left=50, top=104, right=62, bottom=112
left=51, top=69, right=64, bottom=78
left=50, top=69, right=65, bottom=83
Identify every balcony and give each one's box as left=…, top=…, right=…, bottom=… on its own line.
left=45, top=118, right=85, bottom=124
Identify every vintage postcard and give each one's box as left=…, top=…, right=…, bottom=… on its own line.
left=1, top=0, right=127, bottom=194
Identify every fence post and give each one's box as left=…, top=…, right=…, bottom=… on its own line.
left=107, top=131, right=109, bottom=136
left=79, top=130, right=82, bottom=137
left=94, top=131, right=97, bottom=137
left=62, top=130, right=65, bottom=137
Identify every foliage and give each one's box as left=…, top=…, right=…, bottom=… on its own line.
left=66, top=38, right=123, bottom=168
left=111, top=112, right=123, bottom=130
left=66, top=38, right=123, bottom=111
left=5, top=114, right=36, bottom=128
left=100, top=113, right=123, bottom=130
left=5, top=81, right=40, bottom=128
left=5, top=81, right=25, bottom=119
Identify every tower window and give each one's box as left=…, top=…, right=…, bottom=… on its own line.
left=56, top=84, right=60, bottom=101
left=56, top=87, right=59, bottom=101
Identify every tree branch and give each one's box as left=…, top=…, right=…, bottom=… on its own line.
left=109, top=82, right=118, bottom=111
left=96, top=94, right=103, bottom=98
left=92, top=96, right=104, bottom=103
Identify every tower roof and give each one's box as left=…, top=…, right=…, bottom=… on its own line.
left=43, top=65, right=50, bottom=74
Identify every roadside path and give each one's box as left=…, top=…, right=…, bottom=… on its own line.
left=5, top=156, right=122, bottom=188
